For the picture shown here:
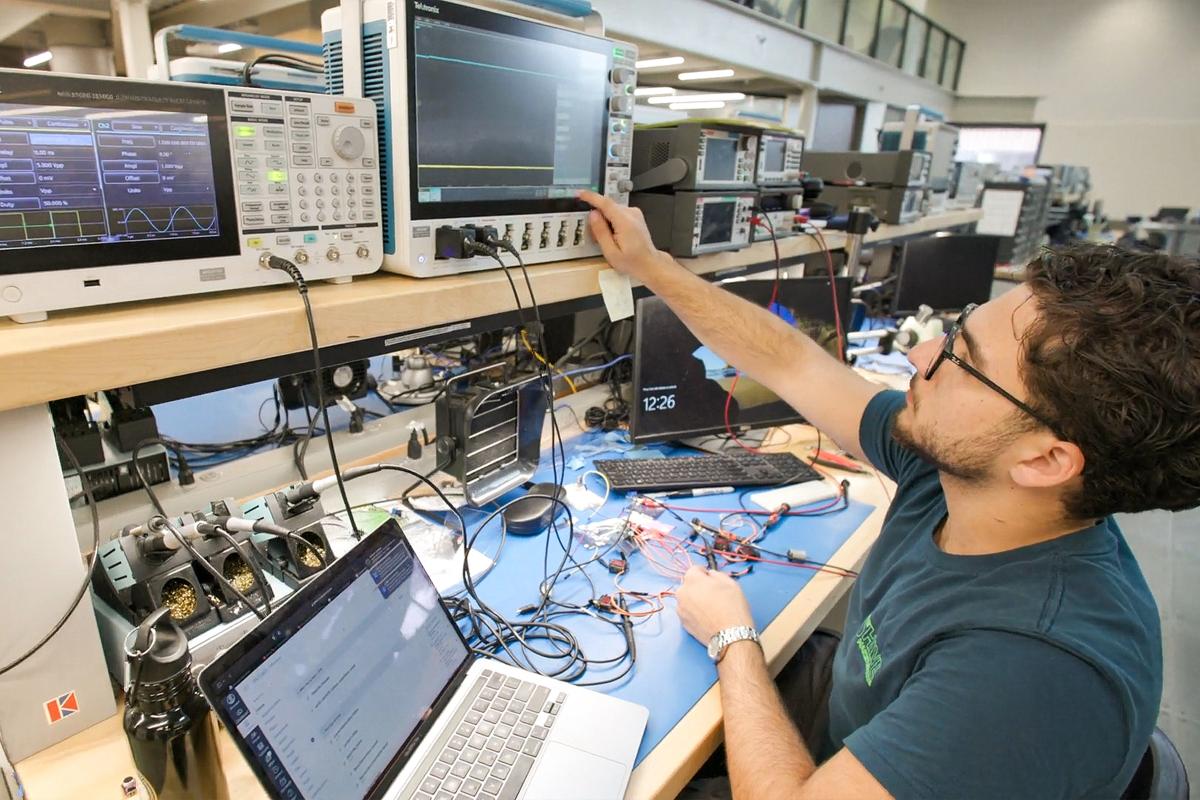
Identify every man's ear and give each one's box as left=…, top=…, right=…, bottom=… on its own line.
left=1009, top=437, right=1085, bottom=489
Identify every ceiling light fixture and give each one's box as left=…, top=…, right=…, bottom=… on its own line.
left=647, top=92, right=745, bottom=105
left=217, top=43, right=244, bottom=54
left=635, top=55, right=685, bottom=69
left=23, top=51, right=52, bottom=68
left=633, top=87, right=675, bottom=97
left=678, top=68, right=735, bottom=81
left=669, top=101, right=727, bottom=110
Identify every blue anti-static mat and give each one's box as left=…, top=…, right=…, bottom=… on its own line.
left=439, top=431, right=873, bottom=765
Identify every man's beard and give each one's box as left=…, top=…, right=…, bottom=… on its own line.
left=891, top=406, right=1024, bottom=483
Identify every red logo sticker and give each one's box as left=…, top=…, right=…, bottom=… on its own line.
left=44, top=691, right=79, bottom=724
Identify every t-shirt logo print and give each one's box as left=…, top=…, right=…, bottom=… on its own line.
left=855, top=614, right=883, bottom=686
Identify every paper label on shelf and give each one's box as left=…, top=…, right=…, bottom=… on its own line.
left=598, top=269, right=634, bottom=321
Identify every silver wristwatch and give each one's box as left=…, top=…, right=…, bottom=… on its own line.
left=707, top=625, right=761, bottom=662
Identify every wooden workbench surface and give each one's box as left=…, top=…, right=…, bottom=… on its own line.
left=0, top=208, right=979, bottom=412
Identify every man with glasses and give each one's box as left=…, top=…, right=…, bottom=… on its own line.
left=580, top=191, right=1193, bottom=799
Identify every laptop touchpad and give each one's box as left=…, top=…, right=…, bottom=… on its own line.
left=523, top=742, right=628, bottom=800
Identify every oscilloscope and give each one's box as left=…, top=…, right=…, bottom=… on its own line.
left=322, top=0, right=637, bottom=278
left=0, top=69, right=382, bottom=322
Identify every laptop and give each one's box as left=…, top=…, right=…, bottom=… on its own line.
left=200, top=519, right=649, bottom=800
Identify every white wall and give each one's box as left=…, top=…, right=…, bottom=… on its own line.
left=926, top=0, right=1200, bottom=218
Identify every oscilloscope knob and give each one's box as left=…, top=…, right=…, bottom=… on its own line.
left=610, top=67, right=635, bottom=85
left=332, top=125, right=366, bottom=160
left=609, top=96, right=633, bottom=115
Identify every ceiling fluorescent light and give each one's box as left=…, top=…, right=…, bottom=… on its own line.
left=678, top=68, right=735, bottom=81
left=23, top=51, right=52, bottom=68
left=217, top=43, right=244, bottom=54
left=647, top=92, right=745, bottom=105
left=669, top=101, right=727, bottom=110
left=636, top=55, right=685, bottom=69
left=634, top=87, right=675, bottom=97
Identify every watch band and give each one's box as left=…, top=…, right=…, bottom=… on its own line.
left=707, top=625, right=761, bottom=663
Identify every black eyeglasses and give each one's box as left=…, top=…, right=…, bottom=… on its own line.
left=924, top=304, right=1060, bottom=434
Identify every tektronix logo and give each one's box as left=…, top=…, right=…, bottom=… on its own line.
left=414, top=1, right=440, bottom=12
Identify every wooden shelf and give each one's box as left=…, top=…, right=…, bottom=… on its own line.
left=0, top=209, right=979, bottom=411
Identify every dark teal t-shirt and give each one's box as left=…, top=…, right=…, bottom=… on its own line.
left=826, top=390, right=1162, bottom=799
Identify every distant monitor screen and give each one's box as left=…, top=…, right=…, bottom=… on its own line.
left=763, top=138, right=786, bottom=173
left=702, top=136, right=738, bottom=182
left=409, top=1, right=610, bottom=216
left=892, top=234, right=1001, bottom=314
left=631, top=277, right=852, bottom=443
left=954, top=124, right=1044, bottom=173
left=699, top=201, right=735, bottom=245
left=0, top=104, right=220, bottom=251
left=0, top=70, right=238, bottom=276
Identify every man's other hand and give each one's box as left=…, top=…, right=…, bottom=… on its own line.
left=676, top=565, right=756, bottom=646
left=578, top=189, right=669, bottom=281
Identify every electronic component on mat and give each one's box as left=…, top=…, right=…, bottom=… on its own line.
left=0, top=68, right=382, bottom=323
left=436, top=374, right=549, bottom=507
left=321, top=0, right=637, bottom=278
left=755, top=129, right=806, bottom=187
left=631, top=122, right=759, bottom=192
left=594, top=452, right=821, bottom=493
left=503, top=481, right=568, bottom=535
left=632, top=190, right=757, bottom=257
left=802, top=150, right=931, bottom=190
left=817, top=184, right=926, bottom=225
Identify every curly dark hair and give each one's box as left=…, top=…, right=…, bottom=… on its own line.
left=1022, top=243, right=1200, bottom=518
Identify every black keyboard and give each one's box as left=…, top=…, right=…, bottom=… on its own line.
left=594, top=451, right=821, bottom=493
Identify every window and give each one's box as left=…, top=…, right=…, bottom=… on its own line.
left=902, top=13, right=927, bottom=75
left=804, top=0, right=847, bottom=43
left=744, top=0, right=964, bottom=88
left=753, top=0, right=803, bottom=25
left=875, top=0, right=907, bottom=67
left=942, top=37, right=962, bottom=89
left=844, top=0, right=881, bottom=55
left=923, top=26, right=946, bottom=82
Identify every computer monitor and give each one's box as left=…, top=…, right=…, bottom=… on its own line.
left=953, top=123, right=1045, bottom=174
left=892, top=233, right=1001, bottom=315
left=630, top=277, right=852, bottom=444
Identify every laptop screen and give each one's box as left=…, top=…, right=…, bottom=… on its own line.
left=204, top=522, right=469, bottom=800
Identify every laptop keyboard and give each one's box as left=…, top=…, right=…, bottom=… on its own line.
left=403, top=669, right=566, bottom=800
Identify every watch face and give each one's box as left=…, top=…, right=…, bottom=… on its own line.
left=707, top=636, right=721, bottom=660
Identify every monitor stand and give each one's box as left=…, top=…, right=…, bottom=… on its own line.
left=674, top=429, right=766, bottom=455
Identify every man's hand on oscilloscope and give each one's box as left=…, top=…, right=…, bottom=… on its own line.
left=579, top=190, right=674, bottom=282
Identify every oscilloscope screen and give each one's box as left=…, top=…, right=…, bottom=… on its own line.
left=0, top=104, right=222, bottom=251
left=412, top=15, right=609, bottom=205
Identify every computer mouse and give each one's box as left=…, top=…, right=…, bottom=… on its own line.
left=502, top=482, right=568, bottom=535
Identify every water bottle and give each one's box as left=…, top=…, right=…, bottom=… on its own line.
left=123, top=607, right=229, bottom=800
